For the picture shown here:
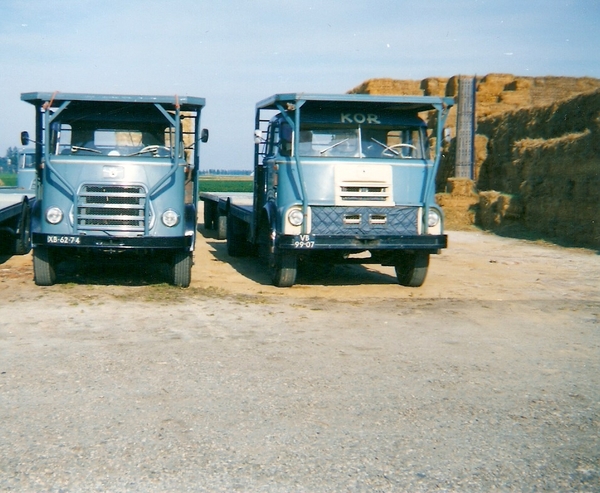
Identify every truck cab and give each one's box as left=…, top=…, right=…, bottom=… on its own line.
left=21, top=92, right=207, bottom=286
left=250, top=94, right=453, bottom=287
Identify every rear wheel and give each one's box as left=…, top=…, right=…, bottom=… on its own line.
left=395, top=252, right=429, bottom=287
left=172, top=251, right=192, bottom=287
left=216, top=214, right=227, bottom=240
left=33, top=247, right=56, bottom=286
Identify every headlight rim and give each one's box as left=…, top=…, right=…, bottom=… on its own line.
left=287, top=208, right=304, bottom=227
left=427, top=209, right=441, bottom=228
left=161, top=208, right=180, bottom=228
left=45, top=206, right=64, bottom=225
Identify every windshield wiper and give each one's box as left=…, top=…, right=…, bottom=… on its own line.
left=320, top=138, right=349, bottom=155
left=71, top=145, right=102, bottom=154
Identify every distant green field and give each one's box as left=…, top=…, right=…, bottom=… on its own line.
left=1, top=174, right=252, bottom=192
left=199, top=176, right=253, bottom=193
left=0, top=173, right=17, bottom=187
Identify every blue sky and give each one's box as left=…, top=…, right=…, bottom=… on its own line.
left=1, top=0, right=599, bottom=169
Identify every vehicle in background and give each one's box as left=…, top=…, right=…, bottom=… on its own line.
left=17, top=147, right=36, bottom=190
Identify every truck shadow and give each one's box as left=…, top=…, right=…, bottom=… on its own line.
left=52, top=256, right=172, bottom=286
left=205, top=239, right=399, bottom=286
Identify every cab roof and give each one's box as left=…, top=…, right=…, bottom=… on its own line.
left=256, top=93, right=454, bottom=114
left=21, top=92, right=206, bottom=111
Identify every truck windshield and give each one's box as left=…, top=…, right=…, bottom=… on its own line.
left=50, top=123, right=175, bottom=158
left=297, top=124, right=428, bottom=159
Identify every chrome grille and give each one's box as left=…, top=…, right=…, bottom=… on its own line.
left=339, top=185, right=389, bottom=202
left=77, top=184, right=147, bottom=232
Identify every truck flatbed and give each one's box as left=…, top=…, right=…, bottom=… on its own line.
left=200, top=192, right=254, bottom=238
left=0, top=188, right=34, bottom=224
left=0, top=187, right=35, bottom=255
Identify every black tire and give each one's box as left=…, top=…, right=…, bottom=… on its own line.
left=271, top=251, right=297, bottom=288
left=395, top=252, right=429, bottom=287
left=33, top=247, right=56, bottom=286
left=257, top=217, right=297, bottom=287
left=226, top=214, right=249, bottom=257
left=172, top=251, right=192, bottom=288
left=216, top=214, right=227, bottom=240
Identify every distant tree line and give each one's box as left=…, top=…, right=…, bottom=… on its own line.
left=0, top=147, right=19, bottom=173
left=200, top=169, right=252, bottom=176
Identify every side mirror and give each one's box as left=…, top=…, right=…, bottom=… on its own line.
left=21, top=131, right=30, bottom=146
left=254, top=129, right=263, bottom=144
left=200, top=128, right=209, bottom=143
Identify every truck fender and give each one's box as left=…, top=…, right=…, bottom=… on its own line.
left=261, top=201, right=278, bottom=231
left=184, top=203, right=196, bottom=250
left=31, top=198, right=43, bottom=234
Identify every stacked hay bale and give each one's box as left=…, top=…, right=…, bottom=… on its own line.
left=348, top=78, right=422, bottom=96
left=349, top=74, right=600, bottom=243
left=435, top=178, right=479, bottom=230
left=476, top=89, right=600, bottom=247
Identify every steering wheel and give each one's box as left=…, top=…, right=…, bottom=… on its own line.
left=382, top=143, right=417, bottom=157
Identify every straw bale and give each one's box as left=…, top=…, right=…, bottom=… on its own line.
left=476, top=191, right=523, bottom=230
left=420, top=77, right=449, bottom=97
left=446, top=178, right=477, bottom=196
left=435, top=191, right=479, bottom=230
left=348, top=78, right=422, bottom=96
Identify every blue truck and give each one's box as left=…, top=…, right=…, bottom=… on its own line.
left=21, top=92, right=208, bottom=286
left=201, top=93, right=454, bottom=287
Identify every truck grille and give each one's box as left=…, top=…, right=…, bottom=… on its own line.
left=339, top=186, right=389, bottom=202
left=77, top=184, right=147, bottom=233
left=310, top=206, right=418, bottom=236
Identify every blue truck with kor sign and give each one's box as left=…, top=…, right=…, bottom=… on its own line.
left=21, top=92, right=208, bottom=286
left=201, top=93, right=454, bottom=287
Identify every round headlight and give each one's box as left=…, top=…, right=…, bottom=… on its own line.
left=287, top=209, right=304, bottom=227
left=428, top=209, right=441, bottom=228
left=161, top=209, right=180, bottom=227
left=46, top=207, right=63, bottom=225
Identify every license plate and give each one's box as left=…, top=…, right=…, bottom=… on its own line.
left=47, top=235, right=81, bottom=245
left=293, top=234, right=315, bottom=249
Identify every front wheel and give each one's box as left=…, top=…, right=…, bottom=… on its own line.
left=271, top=251, right=297, bottom=288
left=395, top=252, right=429, bottom=287
left=33, top=247, right=57, bottom=286
left=171, top=251, right=192, bottom=287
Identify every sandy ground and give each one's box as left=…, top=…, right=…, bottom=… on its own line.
left=0, top=217, right=599, bottom=492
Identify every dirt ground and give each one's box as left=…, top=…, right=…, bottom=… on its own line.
left=0, top=213, right=599, bottom=492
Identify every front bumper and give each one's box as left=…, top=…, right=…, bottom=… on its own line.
left=32, top=232, right=192, bottom=250
left=278, top=234, right=447, bottom=252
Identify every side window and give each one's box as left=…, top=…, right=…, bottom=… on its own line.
left=265, top=124, right=278, bottom=157
left=50, top=123, right=72, bottom=155
left=279, top=123, right=292, bottom=157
